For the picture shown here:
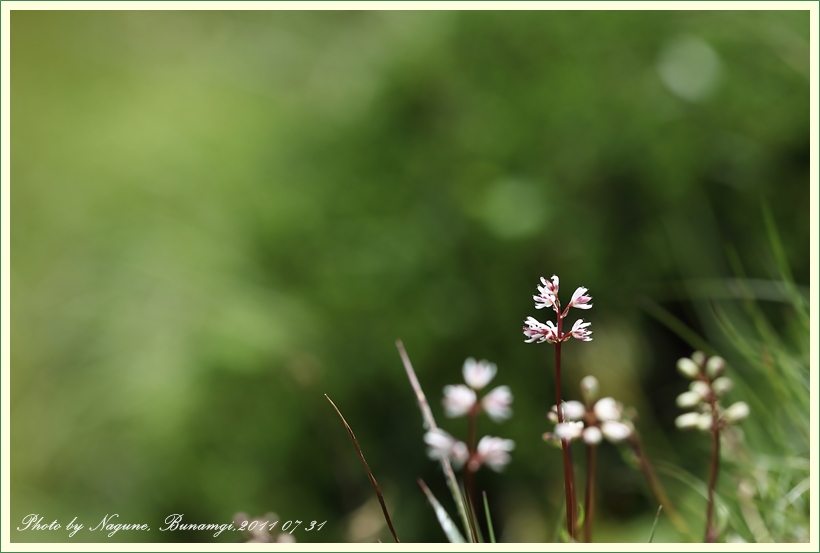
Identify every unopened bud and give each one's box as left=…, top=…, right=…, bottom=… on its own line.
left=601, top=421, right=632, bottom=442
left=593, top=397, right=622, bottom=422
left=580, top=375, right=600, bottom=403
left=696, top=413, right=713, bottom=431
left=690, top=381, right=711, bottom=398
left=675, top=412, right=700, bottom=429
left=706, top=356, right=725, bottom=379
left=582, top=426, right=602, bottom=445
left=677, top=357, right=700, bottom=379
left=711, top=376, right=733, bottom=396
left=561, top=400, right=586, bottom=421
left=723, top=401, right=749, bottom=423
left=676, top=391, right=703, bottom=408
left=555, top=421, right=584, bottom=441
left=691, top=351, right=706, bottom=367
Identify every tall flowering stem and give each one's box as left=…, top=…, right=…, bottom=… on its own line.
left=524, top=275, right=592, bottom=542
left=554, top=338, right=578, bottom=541
left=674, top=352, right=749, bottom=542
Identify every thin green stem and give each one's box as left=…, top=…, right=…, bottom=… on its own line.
left=629, top=432, right=692, bottom=540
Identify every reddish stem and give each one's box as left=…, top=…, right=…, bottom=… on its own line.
left=554, top=330, right=578, bottom=541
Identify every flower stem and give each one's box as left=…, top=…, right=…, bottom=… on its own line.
left=628, top=432, right=692, bottom=539
left=464, top=406, right=480, bottom=542
left=705, top=398, right=721, bottom=542
left=554, top=340, right=578, bottom=542
left=584, top=443, right=597, bottom=543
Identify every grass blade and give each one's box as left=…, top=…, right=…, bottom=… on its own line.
left=648, top=505, right=663, bottom=543
left=482, top=491, right=496, bottom=543
left=396, top=340, right=474, bottom=541
left=418, top=479, right=466, bottom=543
left=325, top=394, right=400, bottom=543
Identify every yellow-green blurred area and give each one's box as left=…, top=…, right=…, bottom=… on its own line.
left=12, top=10, right=809, bottom=543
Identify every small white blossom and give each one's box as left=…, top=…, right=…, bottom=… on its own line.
left=601, top=421, right=632, bottom=442
left=675, top=412, right=701, bottom=429
left=677, top=357, right=700, bottom=379
left=534, top=276, right=560, bottom=310
left=580, top=375, right=600, bottom=403
left=568, top=286, right=593, bottom=310
left=442, top=384, right=477, bottom=418
left=593, top=397, right=622, bottom=422
left=523, top=317, right=558, bottom=344
left=554, top=421, right=585, bottom=441
left=711, top=376, right=733, bottom=396
left=569, top=319, right=593, bottom=341
left=473, top=436, right=515, bottom=472
left=690, top=381, right=711, bottom=399
left=559, top=400, right=586, bottom=421
left=696, top=413, right=713, bottom=432
left=582, top=426, right=602, bottom=445
left=482, top=386, right=513, bottom=422
left=691, top=351, right=706, bottom=367
left=547, top=410, right=559, bottom=424
left=723, top=401, right=749, bottom=423
left=462, top=358, right=497, bottom=391
left=706, top=356, right=725, bottom=378
left=676, top=391, right=703, bottom=408
left=424, top=428, right=469, bottom=468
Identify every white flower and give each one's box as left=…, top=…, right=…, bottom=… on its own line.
left=558, top=400, right=586, bottom=421
left=711, top=376, right=733, bottom=396
left=723, top=401, right=749, bottom=423
left=601, top=421, right=632, bottom=442
left=568, top=286, right=593, bottom=310
left=482, top=386, right=513, bottom=422
left=523, top=317, right=558, bottom=344
left=547, top=410, right=558, bottom=423
left=569, top=318, right=593, bottom=341
left=554, top=421, right=584, bottom=441
left=424, top=429, right=469, bottom=468
left=675, top=412, right=701, bottom=429
left=582, top=426, right=602, bottom=445
left=462, top=358, right=496, bottom=391
left=676, top=391, right=703, bottom=408
left=691, top=351, right=706, bottom=367
left=474, top=436, right=515, bottom=472
left=696, top=413, right=713, bottom=432
left=676, top=357, right=700, bottom=379
left=593, top=397, right=621, bottom=421
left=706, top=356, right=725, bottom=378
left=580, top=375, right=600, bottom=402
left=534, top=276, right=559, bottom=310
left=689, top=381, right=711, bottom=399
left=442, top=385, right=476, bottom=418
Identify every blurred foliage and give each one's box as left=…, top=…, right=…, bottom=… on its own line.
left=11, top=10, right=809, bottom=543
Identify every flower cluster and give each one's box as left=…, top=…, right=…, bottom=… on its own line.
left=544, top=376, right=633, bottom=445
left=523, top=275, right=593, bottom=344
left=424, top=358, right=515, bottom=472
left=674, top=352, right=749, bottom=431
left=424, top=429, right=515, bottom=473
left=442, top=358, right=513, bottom=422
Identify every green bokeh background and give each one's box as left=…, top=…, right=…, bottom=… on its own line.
left=11, top=10, right=809, bottom=543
